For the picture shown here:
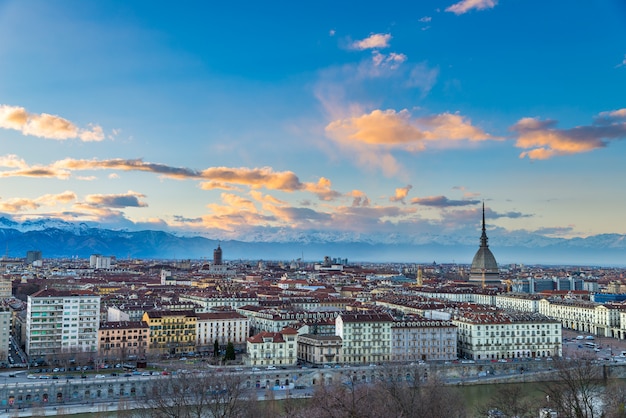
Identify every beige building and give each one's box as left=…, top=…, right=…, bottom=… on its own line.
left=98, top=321, right=149, bottom=361
left=335, top=312, right=393, bottom=364
left=391, top=316, right=457, bottom=362
left=246, top=327, right=298, bottom=366
left=297, top=334, right=342, bottom=365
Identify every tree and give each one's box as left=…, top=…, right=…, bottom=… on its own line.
left=476, top=383, right=536, bottom=418
left=542, top=355, right=604, bottom=418
left=214, top=339, right=220, bottom=357
left=601, top=378, right=626, bottom=418
left=225, top=342, right=236, bottom=361
left=142, top=370, right=250, bottom=418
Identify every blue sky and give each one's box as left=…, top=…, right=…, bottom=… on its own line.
left=0, top=0, right=625, bottom=246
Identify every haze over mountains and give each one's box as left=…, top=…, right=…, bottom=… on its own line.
left=0, top=217, right=624, bottom=266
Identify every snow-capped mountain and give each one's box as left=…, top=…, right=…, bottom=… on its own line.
left=0, top=218, right=624, bottom=265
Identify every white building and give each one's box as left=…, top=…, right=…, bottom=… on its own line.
left=335, top=312, right=393, bottom=364
left=26, top=289, right=101, bottom=358
left=391, top=316, right=457, bottom=362
left=196, top=311, right=249, bottom=352
left=89, top=254, right=112, bottom=270
left=0, top=308, right=10, bottom=363
left=246, top=327, right=298, bottom=366
left=538, top=299, right=620, bottom=337
left=453, top=309, right=561, bottom=361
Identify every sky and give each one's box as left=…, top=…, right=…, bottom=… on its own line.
left=0, top=0, right=625, bottom=248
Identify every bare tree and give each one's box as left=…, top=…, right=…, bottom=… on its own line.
left=542, top=355, right=604, bottom=418
left=142, top=370, right=250, bottom=418
left=601, top=378, right=626, bottom=418
left=475, top=383, right=537, bottom=418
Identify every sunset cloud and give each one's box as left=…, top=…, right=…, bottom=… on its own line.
left=446, top=0, right=497, bottom=15
left=390, top=185, right=412, bottom=203
left=85, top=191, right=148, bottom=208
left=351, top=33, right=392, bottom=50
left=325, top=109, right=495, bottom=175
left=512, top=110, right=626, bottom=159
left=0, top=105, right=104, bottom=141
left=410, top=195, right=480, bottom=207
left=0, top=156, right=342, bottom=200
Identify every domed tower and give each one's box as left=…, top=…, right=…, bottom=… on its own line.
left=469, top=203, right=499, bottom=287
left=213, top=244, right=223, bottom=266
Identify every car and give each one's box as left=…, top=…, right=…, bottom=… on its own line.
left=161, top=371, right=170, bottom=375
left=179, top=357, right=188, bottom=361
left=65, top=375, right=75, bottom=379
left=39, top=375, right=51, bottom=379
left=141, top=371, right=151, bottom=376
left=95, top=374, right=106, bottom=379
left=53, top=368, right=60, bottom=372
left=8, top=373, right=16, bottom=378
left=52, top=375, right=59, bottom=379
left=124, top=373, right=133, bottom=377
left=266, top=366, right=276, bottom=370
left=27, top=374, right=37, bottom=379
left=251, top=367, right=260, bottom=371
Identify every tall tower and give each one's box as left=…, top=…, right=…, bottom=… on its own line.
left=469, top=202, right=500, bottom=285
left=213, top=244, right=223, bottom=266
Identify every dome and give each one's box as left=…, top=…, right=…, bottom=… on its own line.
left=469, top=203, right=499, bottom=285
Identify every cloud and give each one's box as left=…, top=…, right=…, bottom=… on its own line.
left=0, top=156, right=342, bottom=200
left=347, top=190, right=370, bottom=207
left=325, top=109, right=496, bottom=174
left=446, top=0, right=497, bottom=15
left=84, top=191, right=148, bottom=208
left=0, top=198, right=40, bottom=212
left=0, top=104, right=104, bottom=141
left=351, top=33, right=392, bottom=50
left=410, top=195, right=480, bottom=207
left=419, top=16, right=432, bottom=23
left=511, top=109, right=626, bottom=159
left=390, top=185, right=413, bottom=203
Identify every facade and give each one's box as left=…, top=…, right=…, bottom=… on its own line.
left=246, top=327, right=298, bottom=366
left=391, top=317, right=457, bottom=362
left=297, top=334, right=342, bottom=365
left=0, top=277, right=11, bottom=299
left=335, top=312, right=393, bottom=364
left=538, top=299, right=620, bottom=337
left=454, top=310, right=561, bottom=360
left=26, top=289, right=101, bottom=358
left=196, top=311, right=249, bottom=352
left=142, top=310, right=197, bottom=356
left=97, top=321, right=149, bottom=361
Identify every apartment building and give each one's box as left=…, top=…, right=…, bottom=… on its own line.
left=538, top=299, right=620, bottom=337
left=142, top=310, right=197, bottom=356
left=297, top=334, right=342, bottom=365
left=246, top=327, right=298, bottom=366
left=26, top=289, right=101, bottom=358
left=335, top=312, right=393, bottom=364
left=391, top=316, right=457, bottom=362
left=0, top=308, right=10, bottom=363
left=196, top=311, right=249, bottom=352
left=453, top=310, right=561, bottom=360
left=98, top=321, right=149, bottom=360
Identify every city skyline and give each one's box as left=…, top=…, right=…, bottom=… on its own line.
left=1, top=1, right=625, bottom=255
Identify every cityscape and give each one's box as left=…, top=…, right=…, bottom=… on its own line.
left=1, top=0, right=626, bottom=416
left=0, top=209, right=625, bottom=415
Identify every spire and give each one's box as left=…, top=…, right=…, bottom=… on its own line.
left=480, top=201, right=489, bottom=248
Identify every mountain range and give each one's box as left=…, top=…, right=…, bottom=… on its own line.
left=0, top=217, right=624, bottom=266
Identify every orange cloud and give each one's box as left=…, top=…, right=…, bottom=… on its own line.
left=325, top=109, right=495, bottom=175
left=511, top=111, right=626, bottom=159
left=0, top=104, right=104, bottom=141
left=446, top=0, right=497, bottom=15
left=351, top=33, right=392, bottom=50
left=390, top=185, right=413, bottom=203
left=0, top=156, right=341, bottom=200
